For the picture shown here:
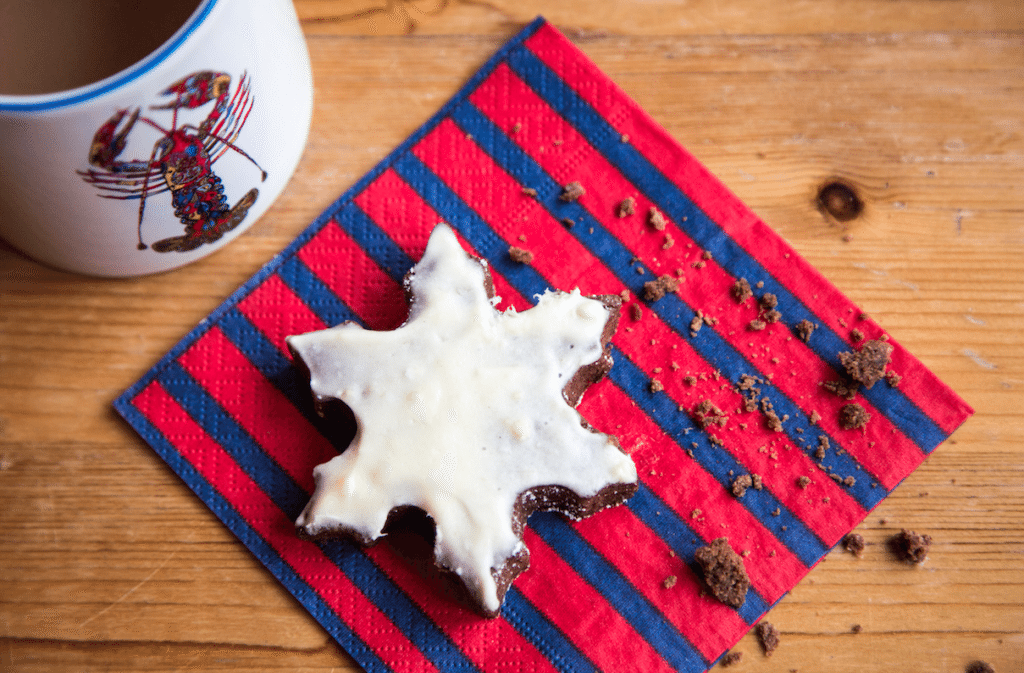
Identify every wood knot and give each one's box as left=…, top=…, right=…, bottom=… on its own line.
left=817, top=180, right=863, bottom=222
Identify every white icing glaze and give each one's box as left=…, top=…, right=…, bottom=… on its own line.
left=287, top=224, right=637, bottom=614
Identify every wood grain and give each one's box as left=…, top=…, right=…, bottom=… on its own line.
left=2, top=1, right=1021, bottom=671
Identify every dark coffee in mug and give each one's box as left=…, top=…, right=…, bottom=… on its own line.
left=0, top=0, right=202, bottom=95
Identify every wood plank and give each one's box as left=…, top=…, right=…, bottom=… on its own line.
left=1, top=4, right=1021, bottom=671
left=294, top=0, right=1024, bottom=36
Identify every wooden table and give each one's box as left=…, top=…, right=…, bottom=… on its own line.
left=2, top=1, right=1021, bottom=671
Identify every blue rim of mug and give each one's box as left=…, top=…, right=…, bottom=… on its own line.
left=0, top=0, right=218, bottom=113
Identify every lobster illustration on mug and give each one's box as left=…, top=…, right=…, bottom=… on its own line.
left=78, top=71, right=267, bottom=253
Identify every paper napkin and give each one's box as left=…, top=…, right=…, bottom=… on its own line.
left=116, top=18, right=973, bottom=673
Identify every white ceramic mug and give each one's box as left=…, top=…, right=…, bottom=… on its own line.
left=0, top=0, right=313, bottom=277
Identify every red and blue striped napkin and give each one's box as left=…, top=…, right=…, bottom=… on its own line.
left=115, top=18, right=973, bottom=673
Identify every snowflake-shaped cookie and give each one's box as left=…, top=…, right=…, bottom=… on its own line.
left=287, top=224, right=638, bottom=616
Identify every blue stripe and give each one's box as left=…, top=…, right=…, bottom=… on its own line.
left=628, top=485, right=769, bottom=623
left=158, top=360, right=310, bottom=519
left=392, top=152, right=553, bottom=300
left=530, top=513, right=709, bottom=671
left=278, top=255, right=361, bottom=328
left=218, top=307, right=298, bottom=391
left=610, top=350, right=828, bottom=567
left=314, top=540, right=483, bottom=672
left=154, top=361, right=483, bottom=673
left=335, top=201, right=417, bottom=280
left=502, top=589, right=600, bottom=673
left=112, top=393, right=393, bottom=673
left=216, top=308, right=345, bottom=445
left=447, top=98, right=885, bottom=513
left=502, top=44, right=947, bottom=455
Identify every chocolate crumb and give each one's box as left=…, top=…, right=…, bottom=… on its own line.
left=760, top=398, right=783, bottom=432
left=809, top=410, right=822, bottom=424
left=690, top=315, right=703, bottom=337
left=650, top=379, right=664, bottom=393
left=795, top=319, right=816, bottom=342
left=890, top=528, right=932, bottom=564
left=662, top=233, right=675, bottom=249
left=508, top=246, right=534, bottom=264
left=662, top=574, right=678, bottom=589
left=822, top=378, right=859, bottom=401
left=737, top=374, right=761, bottom=392
left=721, top=651, right=743, bottom=667
left=648, top=207, right=667, bottom=231
left=511, top=122, right=522, bottom=133
left=843, top=475, right=856, bottom=487
left=759, top=293, right=778, bottom=311
left=630, top=304, right=644, bottom=322
left=693, top=400, right=728, bottom=428
left=839, top=339, right=893, bottom=389
left=843, top=533, right=865, bottom=558
left=617, top=197, right=636, bottom=217
left=560, top=181, right=585, bottom=202
left=731, top=474, right=753, bottom=497
left=965, top=661, right=995, bottom=673
left=748, top=319, right=767, bottom=331
left=619, top=289, right=630, bottom=302
left=851, top=624, right=863, bottom=634
left=756, top=621, right=780, bottom=657
left=702, top=250, right=713, bottom=260
left=851, top=328, right=864, bottom=342
left=751, top=474, right=763, bottom=490
left=521, top=186, right=538, bottom=197
left=797, top=476, right=811, bottom=489
left=732, top=278, right=753, bottom=303
left=839, top=403, right=871, bottom=430
left=885, top=370, right=902, bottom=387
left=694, top=537, right=750, bottom=608
left=643, top=274, right=681, bottom=302
left=561, top=217, right=575, bottom=228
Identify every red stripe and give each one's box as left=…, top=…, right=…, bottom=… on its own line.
left=131, top=381, right=439, bottom=673
left=410, top=104, right=866, bottom=538
left=581, top=378, right=810, bottom=601
left=237, top=272, right=327, bottom=354
left=468, top=61, right=921, bottom=490
left=410, top=119, right=622, bottom=297
left=354, top=167, right=532, bottom=312
left=297, top=218, right=409, bottom=331
left=518, top=528, right=679, bottom=673
left=177, top=326, right=337, bottom=492
left=362, top=543, right=561, bottom=673
left=523, top=22, right=972, bottom=436
left=572, top=500, right=751, bottom=661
